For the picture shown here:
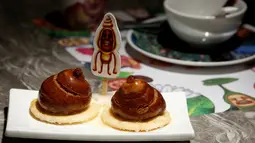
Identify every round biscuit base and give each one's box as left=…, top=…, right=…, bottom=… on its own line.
left=101, top=107, right=171, bottom=132
left=30, top=99, right=101, bottom=125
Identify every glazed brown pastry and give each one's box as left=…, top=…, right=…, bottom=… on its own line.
left=111, top=76, right=166, bottom=121
left=38, top=68, right=92, bottom=115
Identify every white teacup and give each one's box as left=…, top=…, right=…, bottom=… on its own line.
left=164, top=0, right=247, bottom=45
left=168, top=0, right=228, bottom=16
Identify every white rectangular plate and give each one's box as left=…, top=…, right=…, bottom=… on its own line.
left=5, top=88, right=195, bottom=141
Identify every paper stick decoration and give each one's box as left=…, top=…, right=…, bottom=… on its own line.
left=91, top=13, right=121, bottom=95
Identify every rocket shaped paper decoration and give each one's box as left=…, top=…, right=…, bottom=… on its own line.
left=91, top=13, right=121, bottom=78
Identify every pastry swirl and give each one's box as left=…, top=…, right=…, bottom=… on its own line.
left=111, top=76, right=166, bottom=121
left=38, top=68, right=92, bottom=115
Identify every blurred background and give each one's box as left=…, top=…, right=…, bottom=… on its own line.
left=0, top=0, right=254, bottom=33
left=0, top=0, right=253, bottom=32
left=0, top=0, right=163, bottom=20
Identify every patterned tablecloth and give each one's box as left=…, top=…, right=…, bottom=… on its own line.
left=63, top=36, right=255, bottom=117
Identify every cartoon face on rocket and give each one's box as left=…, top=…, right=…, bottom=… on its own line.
left=99, top=28, right=116, bottom=52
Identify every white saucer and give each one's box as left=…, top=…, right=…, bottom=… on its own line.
left=126, top=30, right=255, bottom=67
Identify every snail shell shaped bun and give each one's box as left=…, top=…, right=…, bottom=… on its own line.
left=101, top=76, right=170, bottom=132
left=111, top=76, right=166, bottom=121
left=38, top=68, right=92, bottom=115
left=30, top=68, right=101, bottom=125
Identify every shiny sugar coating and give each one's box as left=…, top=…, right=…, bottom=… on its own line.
left=38, top=68, right=92, bottom=115
left=111, top=76, right=166, bottom=121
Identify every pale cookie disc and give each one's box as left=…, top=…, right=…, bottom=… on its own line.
left=30, top=99, right=101, bottom=125
left=101, top=106, right=171, bottom=132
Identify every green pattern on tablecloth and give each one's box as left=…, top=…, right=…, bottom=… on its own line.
left=187, top=95, right=215, bottom=116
